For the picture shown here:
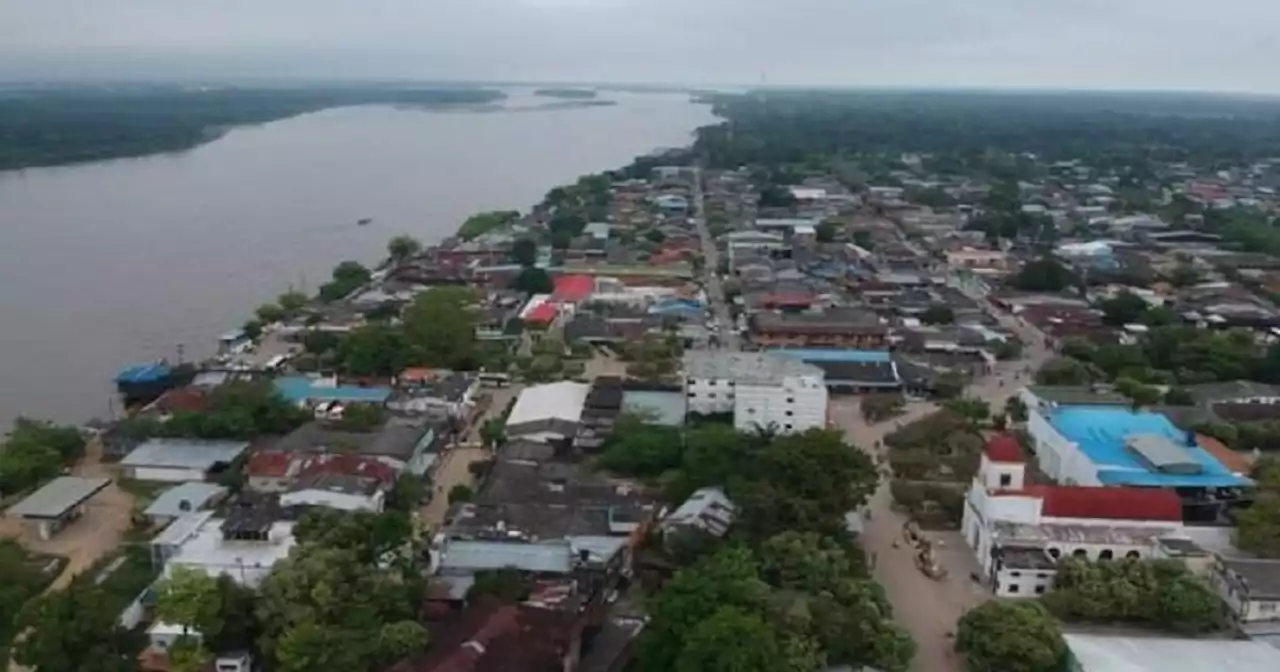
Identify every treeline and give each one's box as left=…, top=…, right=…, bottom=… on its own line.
left=0, top=86, right=505, bottom=171
left=695, top=90, right=1280, bottom=170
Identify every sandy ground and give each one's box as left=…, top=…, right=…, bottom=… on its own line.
left=418, top=384, right=522, bottom=529
left=0, top=437, right=136, bottom=593
left=827, top=293, right=1056, bottom=671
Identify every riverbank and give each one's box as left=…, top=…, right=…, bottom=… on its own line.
left=0, top=91, right=717, bottom=427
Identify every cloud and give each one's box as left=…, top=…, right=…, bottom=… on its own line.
left=0, top=0, right=1276, bottom=92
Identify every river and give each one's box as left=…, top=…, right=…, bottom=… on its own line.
left=0, top=90, right=717, bottom=427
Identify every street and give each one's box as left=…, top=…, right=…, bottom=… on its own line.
left=829, top=294, right=1055, bottom=671
left=691, top=167, right=738, bottom=351
left=418, top=384, right=520, bottom=529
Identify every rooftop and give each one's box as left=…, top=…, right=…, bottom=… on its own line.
left=985, top=434, right=1025, bottom=463
left=997, top=546, right=1057, bottom=570
left=992, top=520, right=1177, bottom=546
left=506, top=381, right=591, bottom=428
left=120, top=439, right=249, bottom=472
left=620, top=390, right=686, bottom=427
left=143, top=482, right=227, bottom=519
left=273, top=376, right=392, bottom=405
left=767, top=348, right=892, bottom=363
left=163, top=515, right=296, bottom=582
left=1220, top=558, right=1280, bottom=600
left=1046, top=405, right=1250, bottom=488
left=271, top=416, right=439, bottom=463
left=1064, top=633, right=1280, bottom=672
left=7, top=476, right=111, bottom=519
left=682, top=351, right=824, bottom=385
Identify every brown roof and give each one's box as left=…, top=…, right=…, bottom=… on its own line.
left=385, top=599, right=574, bottom=672
left=1196, top=433, right=1253, bottom=475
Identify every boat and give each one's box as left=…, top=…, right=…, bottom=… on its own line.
left=357, top=217, right=373, bottom=226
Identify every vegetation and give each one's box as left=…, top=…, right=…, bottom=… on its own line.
left=1099, top=291, right=1151, bottom=326
left=0, top=86, right=506, bottom=172
left=1237, top=459, right=1280, bottom=558
left=1042, top=557, right=1225, bottom=634
left=510, top=266, right=555, bottom=294
left=0, top=540, right=54, bottom=661
left=456, top=210, right=520, bottom=240
left=861, top=393, right=906, bottom=423
left=1009, top=257, right=1077, bottom=292
left=510, top=237, right=538, bottom=266
left=955, top=601, right=1066, bottom=672
left=318, top=261, right=372, bottom=302
left=0, top=418, right=86, bottom=496
left=466, top=568, right=533, bottom=604
left=920, top=304, right=955, bottom=325
left=386, top=235, right=422, bottom=261
left=121, top=380, right=310, bottom=441
left=448, top=484, right=474, bottom=504
left=13, top=581, right=142, bottom=672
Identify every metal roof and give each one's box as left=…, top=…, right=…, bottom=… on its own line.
left=439, top=540, right=573, bottom=574
left=1065, top=633, right=1280, bottom=671
left=7, top=476, right=111, bottom=519
left=1125, top=434, right=1202, bottom=474
left=143, top=482, right=227, bottom=519
left=120, top=439, right=249, bottom=471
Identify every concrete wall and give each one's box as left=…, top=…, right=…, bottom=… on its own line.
left=1026, top=408, right=1099, bottom=486
left=685, top=375, right=736, bottom=415
left=733, top=375, right=827, bottom=435
left=995, top=567, right=1056, bottom=598
left=130, top=466, right=207, bottom=483
left=280, top=489, right=384, bottom=512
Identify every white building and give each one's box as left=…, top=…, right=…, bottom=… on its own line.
left=682, top=352, right=828, bottom=434
left=1212, top=558, right=1280, bottom=633
left=119, top=439, right=250, bottom=483
left=661, top=487, right=735, bottom=538
left=505, top=381, right=591, bottom=444
left=962, top=435, right=1187, bottom=598
left=151, top=510, right=296, bottom=587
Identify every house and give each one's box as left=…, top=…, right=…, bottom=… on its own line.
left=944, top=247, right=1009, bottom=273
left=142, top=482, right=227, bottom=526
left=119, top=439, right=249, bottom=483
left=388, top=370, right=480, bottom=419
left=505, top=381, right=592, bottom=444
left=768, top=349, right=902, bottom=393
left=5, top=476, right=111, bottom=540
left=151, top=503, right=296, bottom=587
left=660, top=487, right=735, bottom=539
left=750, top=310, right=888, bottom=349
left=962, top=434, right=1189, bottom=598
left=1212, top=558, right=1280, bottom=634
left=385, top=600, right=582, bottom=672
left=682, top=351, right=828, bottom=434
left=266, top=416, right=446, bottom=476
left=273, top=375, right=392, bottom=407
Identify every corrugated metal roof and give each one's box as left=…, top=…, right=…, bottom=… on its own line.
left=143, top=482, right=227, bottom=518
left=7, top=476, right=111, bottom=519
left=120, top=439, right=249, bottom=471
left=439, top=540, right=572, bottom=573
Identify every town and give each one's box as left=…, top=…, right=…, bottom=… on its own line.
left=4, top=90, right=1280, bottom=672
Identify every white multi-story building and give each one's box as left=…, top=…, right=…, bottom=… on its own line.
left=682, top=352, right=828, bottom=434
left=962, top=434, right=1190, bottom=598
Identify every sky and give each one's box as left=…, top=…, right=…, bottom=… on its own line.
left=0, top=0, right=1276, bottom=93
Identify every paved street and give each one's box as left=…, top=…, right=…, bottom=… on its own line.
left=419, top=385, right=520, bottom=530
left=691, top=167, right=738, bottom=351
left=828, top=294, right=1055, bottom=671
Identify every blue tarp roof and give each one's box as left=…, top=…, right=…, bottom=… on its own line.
left=115, top=363, right=172, bottom=384
left=768, top=349, right=892, bottom=363
left=273, top=376, right=392, bottom=404
left=1048, top=405, right=1251, bottom=488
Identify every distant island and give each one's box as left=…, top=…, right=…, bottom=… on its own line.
left=0, top=86, right=506, bottom=172
left=534, top=88, right=598, bottom=100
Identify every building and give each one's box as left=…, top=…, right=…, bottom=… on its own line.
left=682, top=351, right=828, bottom=434
left=1063, top=633, right=1280, bottom=672
left=273, top=375, right=392, bottom=407
left=768, top=349, right=902, bottom=393
left=750, top=310, right=888, bottom=349
left=1020, top=391, right=1252, bottom=508
left=5, top=476, right=111, bottom=540
left=962, top=435, right=1188, bottom=598
left=142, top=482, right=228, bottom=526
left=660, top=487, right=735, bottom=539
left=267, top=415, right=445, bottom=476
left=505, top=381, right=592, bottom=444
left=119, top=439, right=249, bottom=483
left=1212, top=558, right=1280, bottom=635
left=151, top=504, right=296, bottom=587
left=944, top=247, right=1009, bottom=273
left=385, top=599, right=583, bottom=672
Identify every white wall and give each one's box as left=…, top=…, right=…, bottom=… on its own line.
left=1026, top=409, right=1100, bottom=486
left=995, top=567, right=1056, bottom=598
left=280, top=489, right=384, bottom=512
left=130, top=466, right=207, bottom=483
left=686, top=375, right=736, bottom=415
left=733, top=375, right=827, bottom=434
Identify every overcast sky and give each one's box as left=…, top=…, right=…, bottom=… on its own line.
left=0, top=0, right=1275, bottom=92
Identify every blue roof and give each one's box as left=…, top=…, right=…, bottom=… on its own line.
left=768, top=349, right=892, bottom=364
left=273, top=376, right=392, bottom=404
left=115, top=363, right=172, bottom=384
left=1048, top=405, right=1250, bottom=488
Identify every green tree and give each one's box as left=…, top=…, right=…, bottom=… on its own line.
left=403, top=287, right=478, bottom=369
left=1237, top=460, right=1280, bottom=558
left=278, top=290, right=309, bottom=314
left=510, top=266, right=555, bottom=294
left=155, top=566, right=224, bottom=640
left=757, top=531, right=859, bottom=594
left=548, top=212, right=587, bottom=239
left=920, top=304, right=955, bottom=325
left=1010, top=256, right=1076, bottom=292
left=14, top=585, right=140, bottom=672
left=1005, top=395, right=1029, bottom=423
left=673, top=607, right=811, bottom=672
left=457, top=210, right=519, bottom=240
left=168, top=637, right=213, bottom=672
left=336, top=404, right=384, bottom=432
left=0, top=419, right=85, bottom=495
left=479, top=418, right=507, bottom=449
left=386, top=235, right=421, bottom=261
left=852, top=229, right=875, bottom=250
left=1035, top=357, right=1095, bottom=386
left=1169, top=264, right=1203, bottom=288
left=599, top=415, right=684, bottom=479
left=955, top=601, right=1066, bottom=672
left=933, top=371, right=967, bottom=399
left=302, top=330, right=342, bottom=355
left=338, top=324, right=411, bottom=376
left=1100, top=291, right=1150, bottom=326
left=646, top=228, right=667, bottom=244
left=333, top=261, right=372, bottom=286
left=293, top=509, right=415, bottom=569
left=448, top=484, right=474, bottom=503
left=242, top=319, right=264, bottom=340
left=256, top=303, right=286, bottom=324
left=945, top=398, right=991, bottom=427
left=511, top=237, right=538, bottom=266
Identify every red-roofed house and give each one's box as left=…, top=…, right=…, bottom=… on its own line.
left=246, top=451, right=399, bottom=511
left=962, top=443, right=1187, bottom=598
left=552, top=274, right=596, bottom=303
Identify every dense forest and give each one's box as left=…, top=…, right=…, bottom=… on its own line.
left=695, top=90, right=1280, bottom=170
left=0, top=85, right=505, bottom=171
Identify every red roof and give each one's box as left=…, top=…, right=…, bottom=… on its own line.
left=551, top=274, right=594, bottom=302
left=245, top=451, right=293, bottom=478
left=524, top=302, right=559, bottom=324
left=1018, top=485, right=1183, bottom=522
left=984, top=434, right=1025, bottom=463
left=244, top=451, right=398, bottom=484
